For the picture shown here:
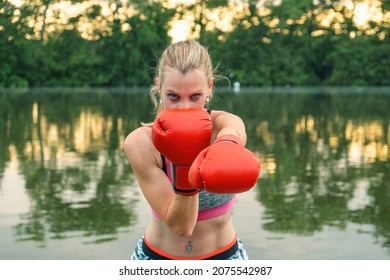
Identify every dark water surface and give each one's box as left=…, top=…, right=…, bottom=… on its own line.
left=0, top=87, right=389, bottom=259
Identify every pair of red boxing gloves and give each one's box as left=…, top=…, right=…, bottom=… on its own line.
left=152, top=109, right=261, bottom=195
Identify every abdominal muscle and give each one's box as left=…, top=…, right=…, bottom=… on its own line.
left=144, top=211, right=236, bottom=258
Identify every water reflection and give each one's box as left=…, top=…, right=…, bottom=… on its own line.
left=0, top=90, right=151, bottom=246
left=0, top=88, right=389, bottom=257
left=15, top=149, right=136, bottom=244
left=215, top=91, right=390, bottom=248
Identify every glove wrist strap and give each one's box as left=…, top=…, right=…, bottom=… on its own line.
left=172, top=165, right=199, bottom=196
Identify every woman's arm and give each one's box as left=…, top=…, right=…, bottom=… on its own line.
left=211, top=110, right=247, bottom=145
left=187, top=110, right=260, bottom=194
left=123, top=127, right=198, bottom=237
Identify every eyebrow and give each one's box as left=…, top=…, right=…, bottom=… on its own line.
left=165, top=90, right=204, bottom=95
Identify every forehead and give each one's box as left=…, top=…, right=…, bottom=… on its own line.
left=161, top=67, right=208, bottom=90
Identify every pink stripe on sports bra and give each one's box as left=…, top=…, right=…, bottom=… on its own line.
left=151, top=195, right=236, bottom=222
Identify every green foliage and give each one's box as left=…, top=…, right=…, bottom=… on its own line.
left=98, top=2, right=174, bottom=86
left=0, top=0, right=389, bottom=87
left=0, top=2, right=34, bottom=87
left=327, top=36, right=390, bottom=86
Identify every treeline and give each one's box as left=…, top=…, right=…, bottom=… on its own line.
left=1, top=0, right=389, bottom=88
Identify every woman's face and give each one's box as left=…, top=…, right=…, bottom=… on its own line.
left=159, top=67, right=213, bottom=110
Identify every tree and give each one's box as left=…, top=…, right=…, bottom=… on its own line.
left=98, top=0, right=174, bottom=86
left=0, top=2, right=35, bottom=87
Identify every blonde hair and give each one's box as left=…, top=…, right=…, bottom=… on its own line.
left=149, top=40, right=215, bottom=118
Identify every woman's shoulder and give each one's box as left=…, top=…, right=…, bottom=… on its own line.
left=123, top=125, right=164, bottom=169
left=210, top=109, right=236, bottom=118
left=124, top=126, right=153, bottom=155
left=126, top=125, right=151, bottom=139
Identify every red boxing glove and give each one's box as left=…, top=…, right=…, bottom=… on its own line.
left=188, top=134, right=260, bottom=194
left=152, top=109, right=212, bottom=195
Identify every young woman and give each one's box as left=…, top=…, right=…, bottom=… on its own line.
left=124, top=40, right=260, bottom=260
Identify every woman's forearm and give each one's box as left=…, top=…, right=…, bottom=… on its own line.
left=164, top=194, right=199, bottom=237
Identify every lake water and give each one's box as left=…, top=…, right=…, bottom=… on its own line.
left=0, top=87, right=389, bottom=260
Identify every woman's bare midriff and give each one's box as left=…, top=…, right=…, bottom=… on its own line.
left=144, top=211, right=236, bottom=258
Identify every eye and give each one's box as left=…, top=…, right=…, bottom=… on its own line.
left=168, top=94, right=178, bottom=100
left=191, top=94, right=201, bottom=100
